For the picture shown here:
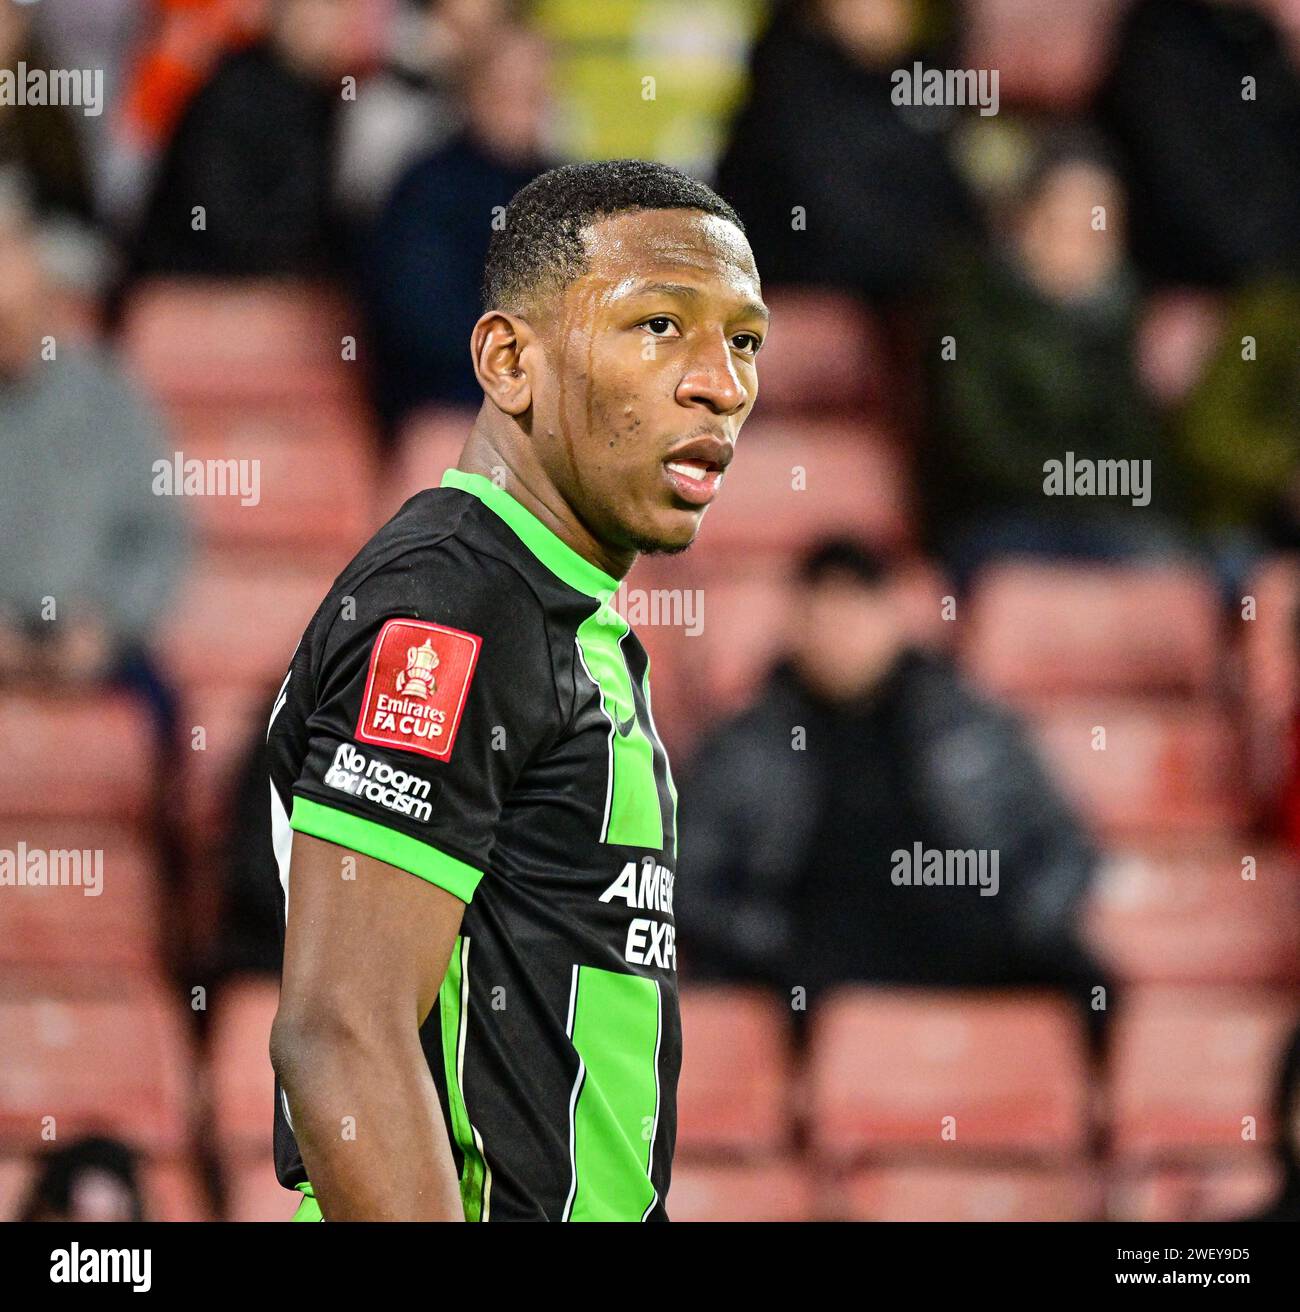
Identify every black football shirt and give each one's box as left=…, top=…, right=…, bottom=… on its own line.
left=266, top=469, right=681, bottom=1221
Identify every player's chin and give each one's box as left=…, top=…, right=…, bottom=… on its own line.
left=623, top=502, right=704, bottom=557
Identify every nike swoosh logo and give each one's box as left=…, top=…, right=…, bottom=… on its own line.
left=614, top=711, right=636, bottom=738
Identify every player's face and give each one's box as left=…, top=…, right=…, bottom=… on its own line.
left=533, top=208, right=766, bottom=555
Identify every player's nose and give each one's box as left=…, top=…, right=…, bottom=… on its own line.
left=674, top=332, right=749, bottom=416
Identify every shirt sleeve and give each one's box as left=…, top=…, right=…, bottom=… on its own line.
left=288, top=542, right=561, bottom=902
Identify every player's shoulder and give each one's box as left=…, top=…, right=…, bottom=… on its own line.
left=311, top=484, right=551, bottom=666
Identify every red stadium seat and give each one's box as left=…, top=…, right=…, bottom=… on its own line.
left=0, top=984, right=193, bottom=1154
left=676, top=987, right=794, bottom=1156
left=835, top=1163, right=1101, bottom=1222
left=1110, top=987, right=1299, bottom=1158
left=159, top=554, right=334, bottom=692
left=1086, top=845, right=1300, bottom=985
left=182, top=685, right=274, bottom=840
left=0, top=823, right=161, bottom=976
left=746, top=288, right=886, bottom=414
left=963, top=563, right=1221, bottom=699
left=0, top=1155, right=32, bottom=1219
left=144, top=1158, right=210, bottom=1221
left=808, top=989, right=1090, bottom=1159
left=1109, top=1162, right=1281, bottom=1222
left=209, top=977, right=279, bottom=1159
left=667, top=1159, right=815, bottom=1221
left=225, top=1153, right=296, bottom=1221
left=384, top=405, right=478, bottom=518
left=688, top=569, right=791, bottom=720
left=156, top=401, right=376, bottom=556
left=691, top=418, right=912, bottom=555
left=122, top=280, right=361, bottom=402
left=0, top=693, right=154, bottom=822
left=1241, top=556, right=1300, bottom=800
left=1029, top=699, right=1247, bottom=839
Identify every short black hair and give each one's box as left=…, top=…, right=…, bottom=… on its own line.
left=482, top=159, right=745, bottom=314
left=797, top=536, right=894, bottom=590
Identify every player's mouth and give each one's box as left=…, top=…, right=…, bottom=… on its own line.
left=662, top=435, right=733, bottom=508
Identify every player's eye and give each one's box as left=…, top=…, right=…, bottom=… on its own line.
left=639, top=316, right=680, bottom=338
left=732, top=332, right=762, bottom=355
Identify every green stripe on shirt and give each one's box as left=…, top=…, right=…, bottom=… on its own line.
left=289, top=796, right=483, bottom=903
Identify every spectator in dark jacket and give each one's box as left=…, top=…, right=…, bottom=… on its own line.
left=1094, top=0, right=1300, bottom=287
left=714, top=0, right=977, bottom=304
left=360, top=22, right=550, bottom=427
left=677, top=538, right=1113, bottom=1048
left=129, top=0, right=360, bottom=279
left=923, top=128, right=1191, bottom=590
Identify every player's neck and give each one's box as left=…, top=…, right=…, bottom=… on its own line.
left=455, top=427, right=637, bottom=583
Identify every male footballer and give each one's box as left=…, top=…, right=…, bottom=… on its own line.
left=267, top=160, right=767, bottom=1220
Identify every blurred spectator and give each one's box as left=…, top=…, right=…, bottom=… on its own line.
left=1176, top=280, right=1300, bottom=567
left=1095, top=0, right=1300, bottom=288
left=922, top=127, right=1190, bottom=590
left=677, top=538, right=1112, bottom=1048
left=714, top=0, right=977, bottom=303
left=529, top=0, right=761, bottom=175
left=360, top=21, right=551, bottom=426
left=0, top=176, right=186, bottom=743
left=15, top=1136, right=146, bottom=1222
left=0, top=0, right=95, bottom=225
left=335, top=0, right=515, bottom=223
left=128, top=0, right=362, bottom=279
left=204, top=703, right=283, bottom=985
left=108, top=0, right=262, bottom=228
left=1241, top=1018, right=1300, bottom=1221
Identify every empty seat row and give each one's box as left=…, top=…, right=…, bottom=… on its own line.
left=674, top=985, right=1297, bottom=1161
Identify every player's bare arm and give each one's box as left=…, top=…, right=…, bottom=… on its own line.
left=270, top=833, right=466, bottom=1221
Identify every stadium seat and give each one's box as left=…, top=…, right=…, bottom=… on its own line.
left=225, top=1153, right=296, bottom=1221
left=690, top=418, right=913, bottom=556
left=384, top=405, right=478, bottom=518
left=676, top=987, right=794, bottom=1156
left=0, top=693, right=154, bottom=822
left=0, top=1156, right=31, bottom=1219
left=687, top=569, right=791, bottom=719
left=963, top=563, right=1221, bottom=699
left=122, top=280, right=361, bottom=402
left=182, top=685, right=276, bottom=841
left=808, top=988, right=1090, bottom=1159
left=159, top=554, right=333, bottom=693
left=0, top=823, right=161, bottom=976
left=744, top=287, right=886, bottom=414
left=1110, top=987, right=1300, bottom=1158
left=209, top=976, right=279, bottom=1159
left=1086, top=845, right=1300, bottom=985
left=1241, top=556, right=1299, bottom=800
left=0, top=984, right=193, bottom=1154
left=145, top=1158, right=211, bottom=1222
left=155, top=401, right=376, bottom=557
left=835, top=1163, right=1102, bottom=1222
left=1029, top=699, right=1247, bottom=838
left=1109, top=1162, right=1281, bottom=1222
left=667, top=1159, right=815, bottom=1221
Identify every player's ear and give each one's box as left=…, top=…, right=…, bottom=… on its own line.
left=471, top=311, right=534, bottom=416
